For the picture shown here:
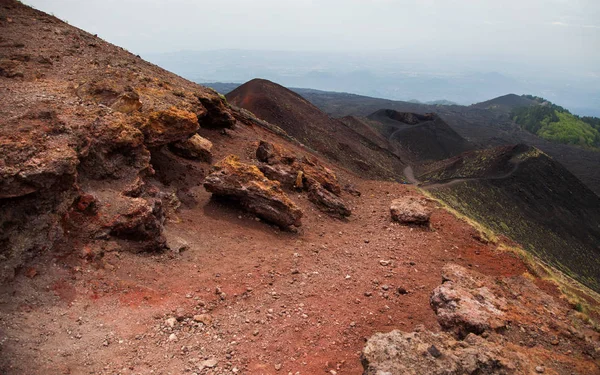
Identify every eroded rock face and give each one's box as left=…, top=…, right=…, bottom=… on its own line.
left=139, top=107, right=200, bottom=147
left=256, top=141, right=351, bottom=217
left=431, top=264, right=508, bottom=338
left=169, top=134, right=213, bottom=162
left=362, top=329, right=525, bottom=375
left=197, top=94, right=236, bottom=129
left=390, top=196, right=432, bottom=225
left=204, top=155, right=303, bottom=228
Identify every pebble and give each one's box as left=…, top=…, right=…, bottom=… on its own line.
left=535, top=366, right=545, bottom=373
left=168, top=333, right=177, bottom=341
left=381, top=285, right=390, bottom=291
left=165, top=317, right=177, bottom=328
left=193, top=314, right=212, bottom=325
left=275, top=363, right=282, bottom=371
left=379, top=260, right=390, bottom=266
left=202, top=359, right=218, bottom=368
left=364, top=291, right=372, bottom=297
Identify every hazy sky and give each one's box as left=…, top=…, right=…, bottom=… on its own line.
left=24, top=0, right=599, bottom=66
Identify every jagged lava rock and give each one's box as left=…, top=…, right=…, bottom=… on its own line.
left=169, top=134, right=213, bottom=162
left=390, top=196, right=432, bottom=224
left=256, top=141, right=351, bottom=216
left=361, top=329, right=526, bottom=375
left=307, top=184, right=351, bottom=218
left=431, top=264, right=508, bottom=338
left=256, top=141, right=341, bottom=195
left=204, top=155, right=303, bottom=228
left=138, top=106, right=199, bottom=147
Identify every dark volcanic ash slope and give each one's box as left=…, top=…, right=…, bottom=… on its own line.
left=420, top=144, right=600, bottom=292
left=367, top=109, right=473, bottom=162
left=226, top=79, right=406, bottom=180
left=297, top=89, right=600, bottom=196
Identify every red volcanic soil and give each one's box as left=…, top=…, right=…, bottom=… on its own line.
left=1, top=121, right=568, bottom=375
left=0, top=2, right=597, bottom=375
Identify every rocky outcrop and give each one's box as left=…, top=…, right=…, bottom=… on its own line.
left=204, top=155, right=303, bottom=228
left=362, top=329, right=526, bottom=375
left=255, top=141, right=351, bottom=217
left=390, top=196, right=432, bottom=224
left=362, top=264, right=600, bottom=374
left=169, top=134, right=213, bottom=162
left=138, top=107, right=200, bottom=147
left=197, top=94, right=236, bottom=129
left=0, top=0, right=241, bottom=280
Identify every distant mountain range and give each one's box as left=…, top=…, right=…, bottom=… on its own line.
left=143, top=50, right=600, bottom=117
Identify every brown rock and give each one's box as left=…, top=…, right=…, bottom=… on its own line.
left=256, top=141, right=341, bottom=195
left=196, top=93, right=236, bottom=129
left=362, top=329, right=526, bottom=375
left=107, top=198, right=166, bottom=251
left=111, top=91, right=143, bottom=114
left=430, top=264, right=507, bottom=338
left=193, top=314, right=212, bottom=325
left=139, top=107, right=199, bottom=147
left=255, top=141, right=350, bottom=216
left=390, top=196, right=432, bottom=225
left=204, top=155, right=303, bottom=228
left=307, top=184, right=351, bottom=218
left=0, top=140, right=79, bottom=199
left=169, top=134, right=213, bottom=162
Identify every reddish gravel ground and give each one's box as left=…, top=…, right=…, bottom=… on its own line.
left=0, top=123, right=553, bottom=375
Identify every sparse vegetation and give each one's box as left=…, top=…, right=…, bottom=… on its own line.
left=512, top=96, right=600, bottom=149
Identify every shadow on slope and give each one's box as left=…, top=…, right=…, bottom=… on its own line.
left=420, top=145, right=600, bottom=292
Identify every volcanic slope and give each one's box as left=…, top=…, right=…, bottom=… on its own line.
left=296, top=88, right=600, bottom=196
left=367, top=109, right=473, bottom=162
left=0, top=2, right=599, bottom=375
left=226, top=79, right=406, bottom=181
left=419, top=144, right=600, bottom=292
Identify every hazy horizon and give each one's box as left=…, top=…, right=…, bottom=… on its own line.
left=24, top=0, right=600, bottom=115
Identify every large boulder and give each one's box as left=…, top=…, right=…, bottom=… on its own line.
left=204, top=155, right=303, bottom=228
left=431, top=264, right=508, bottom=338
left=169, top=134, right=213, bottom=162
left=362, top=329, right=526, bottom=375
left=255, top=141, right=351, bottom=216
left=256, top=141, right=341, bottom=195
left=390, top=196, right=432, bottom=225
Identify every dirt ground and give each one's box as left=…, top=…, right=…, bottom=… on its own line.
left=0, top=124, right=554, bottom=375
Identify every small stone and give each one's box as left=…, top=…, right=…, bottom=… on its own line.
left=535, top=366, right=545, bottom=373
left=165, top=317, right=177, bottom=328
left=364, top=291, right=372, bottom=297
left=427, top=345, right=442, bottom=358
left=345, top=275, right=351, bottom=280
left=274, top=363, right=282, bottom=371
left=330, top=370, right=337, bottom=375
left=193, top=314, right=212, bottom=325
left=397, top=287, right=408, bottom=295
left=379, top=260, right=390, bottom=266
left=202, top=359, right=218, bottom=368
left=381, top=285, right=390, bottom=291
left=550, top=338, right=559, bottom=345
left=168, top=333, right=177, bottom=341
